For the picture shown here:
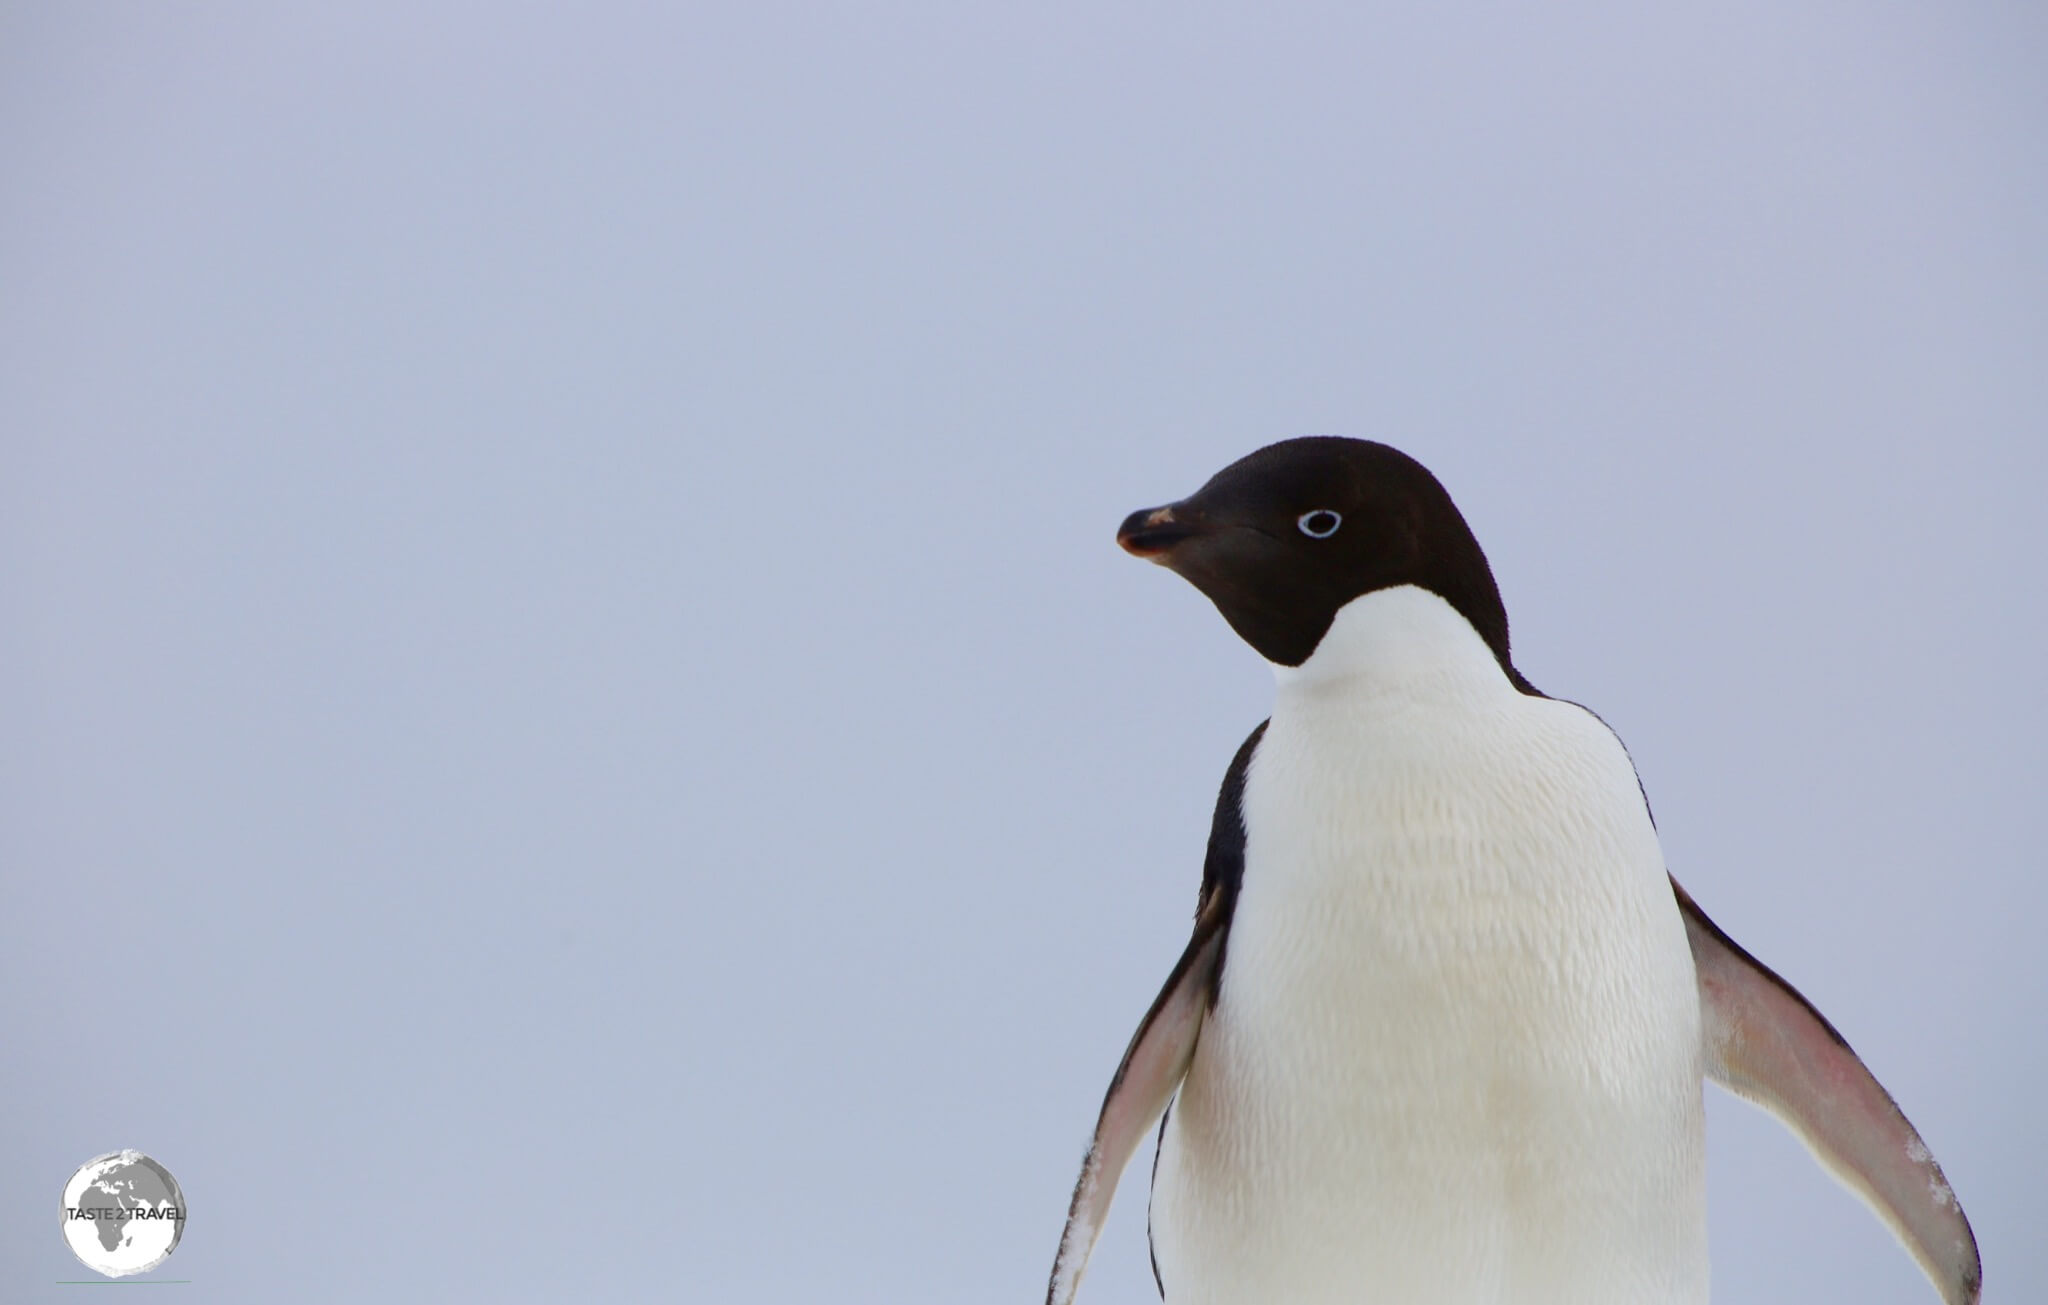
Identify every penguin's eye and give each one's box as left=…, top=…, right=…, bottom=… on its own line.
left=1297, top=509, right=1342, bottom=539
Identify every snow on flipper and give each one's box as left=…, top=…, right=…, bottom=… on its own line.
left=1046, top=904, right=1225, bottom=1305
left=1673, top=877, right=1981, bottom=1305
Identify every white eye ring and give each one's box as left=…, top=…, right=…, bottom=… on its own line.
left=1297, top=509, right=1342, bottom=539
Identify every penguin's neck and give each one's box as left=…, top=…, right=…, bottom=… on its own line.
left=1270, top=585, right=1514, bottom=704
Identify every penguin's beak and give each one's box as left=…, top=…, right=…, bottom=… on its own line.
left=1117, top=504, right=1207, bottom=559
left=1117, top=498, right=1305, bottom=661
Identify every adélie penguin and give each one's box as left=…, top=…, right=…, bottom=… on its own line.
left=1046, top=438, right=1979, bottom=1305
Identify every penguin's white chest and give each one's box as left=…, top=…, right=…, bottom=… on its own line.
left=1151, top=589, right=1707, bottom=1305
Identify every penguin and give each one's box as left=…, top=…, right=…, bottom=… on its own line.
left=1045, top=438, right=1979, bottom=1305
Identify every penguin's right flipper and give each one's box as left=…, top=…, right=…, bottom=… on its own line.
left=1673, top=876, right=1981, bottom=1305
left=1044, top=903, right=1225, bottom=1305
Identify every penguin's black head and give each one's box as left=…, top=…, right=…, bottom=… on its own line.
left=1117, top=437, right=1516, bottom=672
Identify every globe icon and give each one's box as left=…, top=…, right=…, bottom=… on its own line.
left=61, top=1151, right=186, bottom=1278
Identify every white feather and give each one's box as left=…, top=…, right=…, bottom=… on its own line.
left=1150, top=586, right=1708, bottom=1305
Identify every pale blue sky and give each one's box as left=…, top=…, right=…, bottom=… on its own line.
left=4, top=4, right=2043, bottom=1302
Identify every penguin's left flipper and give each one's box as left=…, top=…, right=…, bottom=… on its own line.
left=1044, top=901, right=1225, bottom=1305
left=1673, top=876, right=1982, bottom=1305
